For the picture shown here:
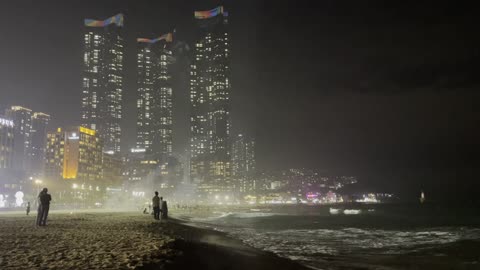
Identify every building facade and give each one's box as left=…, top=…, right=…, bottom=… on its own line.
left=231, top=134, right=256, bottom=197
left=45, top=126, right=104, bottom=205
left=136, top=33, right=174, bottom=163
left=44, top=128, right=64, bottom=181
left=0, top=116, right=14, bottom=169
left=81, top=14, right=124, bottom=154
left=190, top=6, right=232, bottom=199
left=0, top=116, right=26, bottom=208
left=45, top=126, right=103, bottom=184
left=29, top=112, right=50, bottom=177
left=5, top=106, right=32, bottom=171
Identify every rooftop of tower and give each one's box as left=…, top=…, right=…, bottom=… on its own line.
left=84, top=13, right=124, bottom=27
left=194, top=6, right=228, bottom=19
left=137, top=33, right=173, bottom=44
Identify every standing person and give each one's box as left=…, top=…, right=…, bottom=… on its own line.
left=26, top=202, right=31, bottom=216
left=152, top=191, right=160, bottom=220
left=161, top=199, right=168, bottom=220
left=36, top=189, right=45, bottom=226
left=38, top=188, right=52, bottom=226
left=159, top=197, right=163, bottom=220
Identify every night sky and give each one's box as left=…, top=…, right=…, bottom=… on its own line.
left=0, top=0, right=478, bottom=199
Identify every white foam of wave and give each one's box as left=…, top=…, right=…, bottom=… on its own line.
left=224, top=226, right=480, bottom=264
left=231, top=212, right=280, bottom=218
left=344, top=209, right=361, bottom=215
left=190, top=212, right=234, bottom=222
left=329, top=208, right=341, bottom=215
left=190, top=211, right=280, bottom=222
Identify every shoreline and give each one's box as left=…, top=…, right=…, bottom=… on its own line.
left=163, top=218, right=310, bottom=270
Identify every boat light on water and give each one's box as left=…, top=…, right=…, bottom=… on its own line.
left=344, top=209, right=361, bottom=215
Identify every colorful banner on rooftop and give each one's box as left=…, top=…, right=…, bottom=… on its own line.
left=137, top=33, right=173, bottom=44
left=84, top=14, right=124, bottom=27
left=194, top=6, right=225, bottom=19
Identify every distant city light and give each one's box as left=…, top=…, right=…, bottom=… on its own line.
left=0, top=118, right=14, bottom=127
left=14, top=191, right=24, bottom=207
left=68, top=132, right=79, bottom=140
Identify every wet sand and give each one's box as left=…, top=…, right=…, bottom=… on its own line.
left=164, top=219, right=310, bottom=270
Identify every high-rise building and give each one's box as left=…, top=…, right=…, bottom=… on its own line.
left=29, top=112, right=50, bottom=177
left=136, top=33, right=174, bottom=162
left=81, top=14, right=124, bottom=155
left=45, top=126, right=103, bottom=184
left=5, top=106, right=32, bottom=171
left=232, top=134, right=256, bottom=196
left=190, top=6, right=232, bottom=199
left=0, top=116, right=14, bottom=169
left=0, top=116, right=24, bottom=205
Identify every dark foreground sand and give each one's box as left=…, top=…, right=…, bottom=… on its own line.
left=0, top=211, right=308, bottom=270
left=164, top=220, right=310, bottom=270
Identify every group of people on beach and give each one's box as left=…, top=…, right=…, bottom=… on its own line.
left=27, top=187, right=169, bottom=226
left=146, top=191, right=168, bottom=220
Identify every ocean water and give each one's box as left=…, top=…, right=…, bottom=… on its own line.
left=190, top=204, right=480, bottom=269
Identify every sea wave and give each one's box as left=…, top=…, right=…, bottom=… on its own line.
left=190, top=211, right=281, bottom=222
left=223, top=226, right=480, bottom=265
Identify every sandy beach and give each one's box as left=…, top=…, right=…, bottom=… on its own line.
left=0, top=210, right=309, bottom=270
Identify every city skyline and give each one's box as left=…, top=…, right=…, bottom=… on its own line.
left=0, top=1, right=479, bottom=199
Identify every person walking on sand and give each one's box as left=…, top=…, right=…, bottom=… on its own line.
left=161, top=198, right=168, bottom=220
left=37, top=188, right=51, bottom=226
left=152, top=191, right=161, bottom=220
left=26, top=202, right=31, bottom=216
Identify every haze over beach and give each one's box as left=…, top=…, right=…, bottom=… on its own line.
left=0, top=0, right=479, bottom=269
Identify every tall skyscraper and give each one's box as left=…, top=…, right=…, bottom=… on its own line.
left=190, top=6, right=232, bottom=199
left=5, top=106, right=32, bottom=171
left=232, top=134, right=256, bottom=196
left=81, top=14, right=124, bottom=155
left=136, top=33, right=174, bottom=162
left=29, top=112, right=50, bottom=177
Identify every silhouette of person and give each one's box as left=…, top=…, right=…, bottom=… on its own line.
left=161, top=199, right=168, bottom=220
left=152, top=191, right=161, bottom=220
left=37, top=188, right=51, bottom=226
left=26, top=202, right=31, bottom=216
